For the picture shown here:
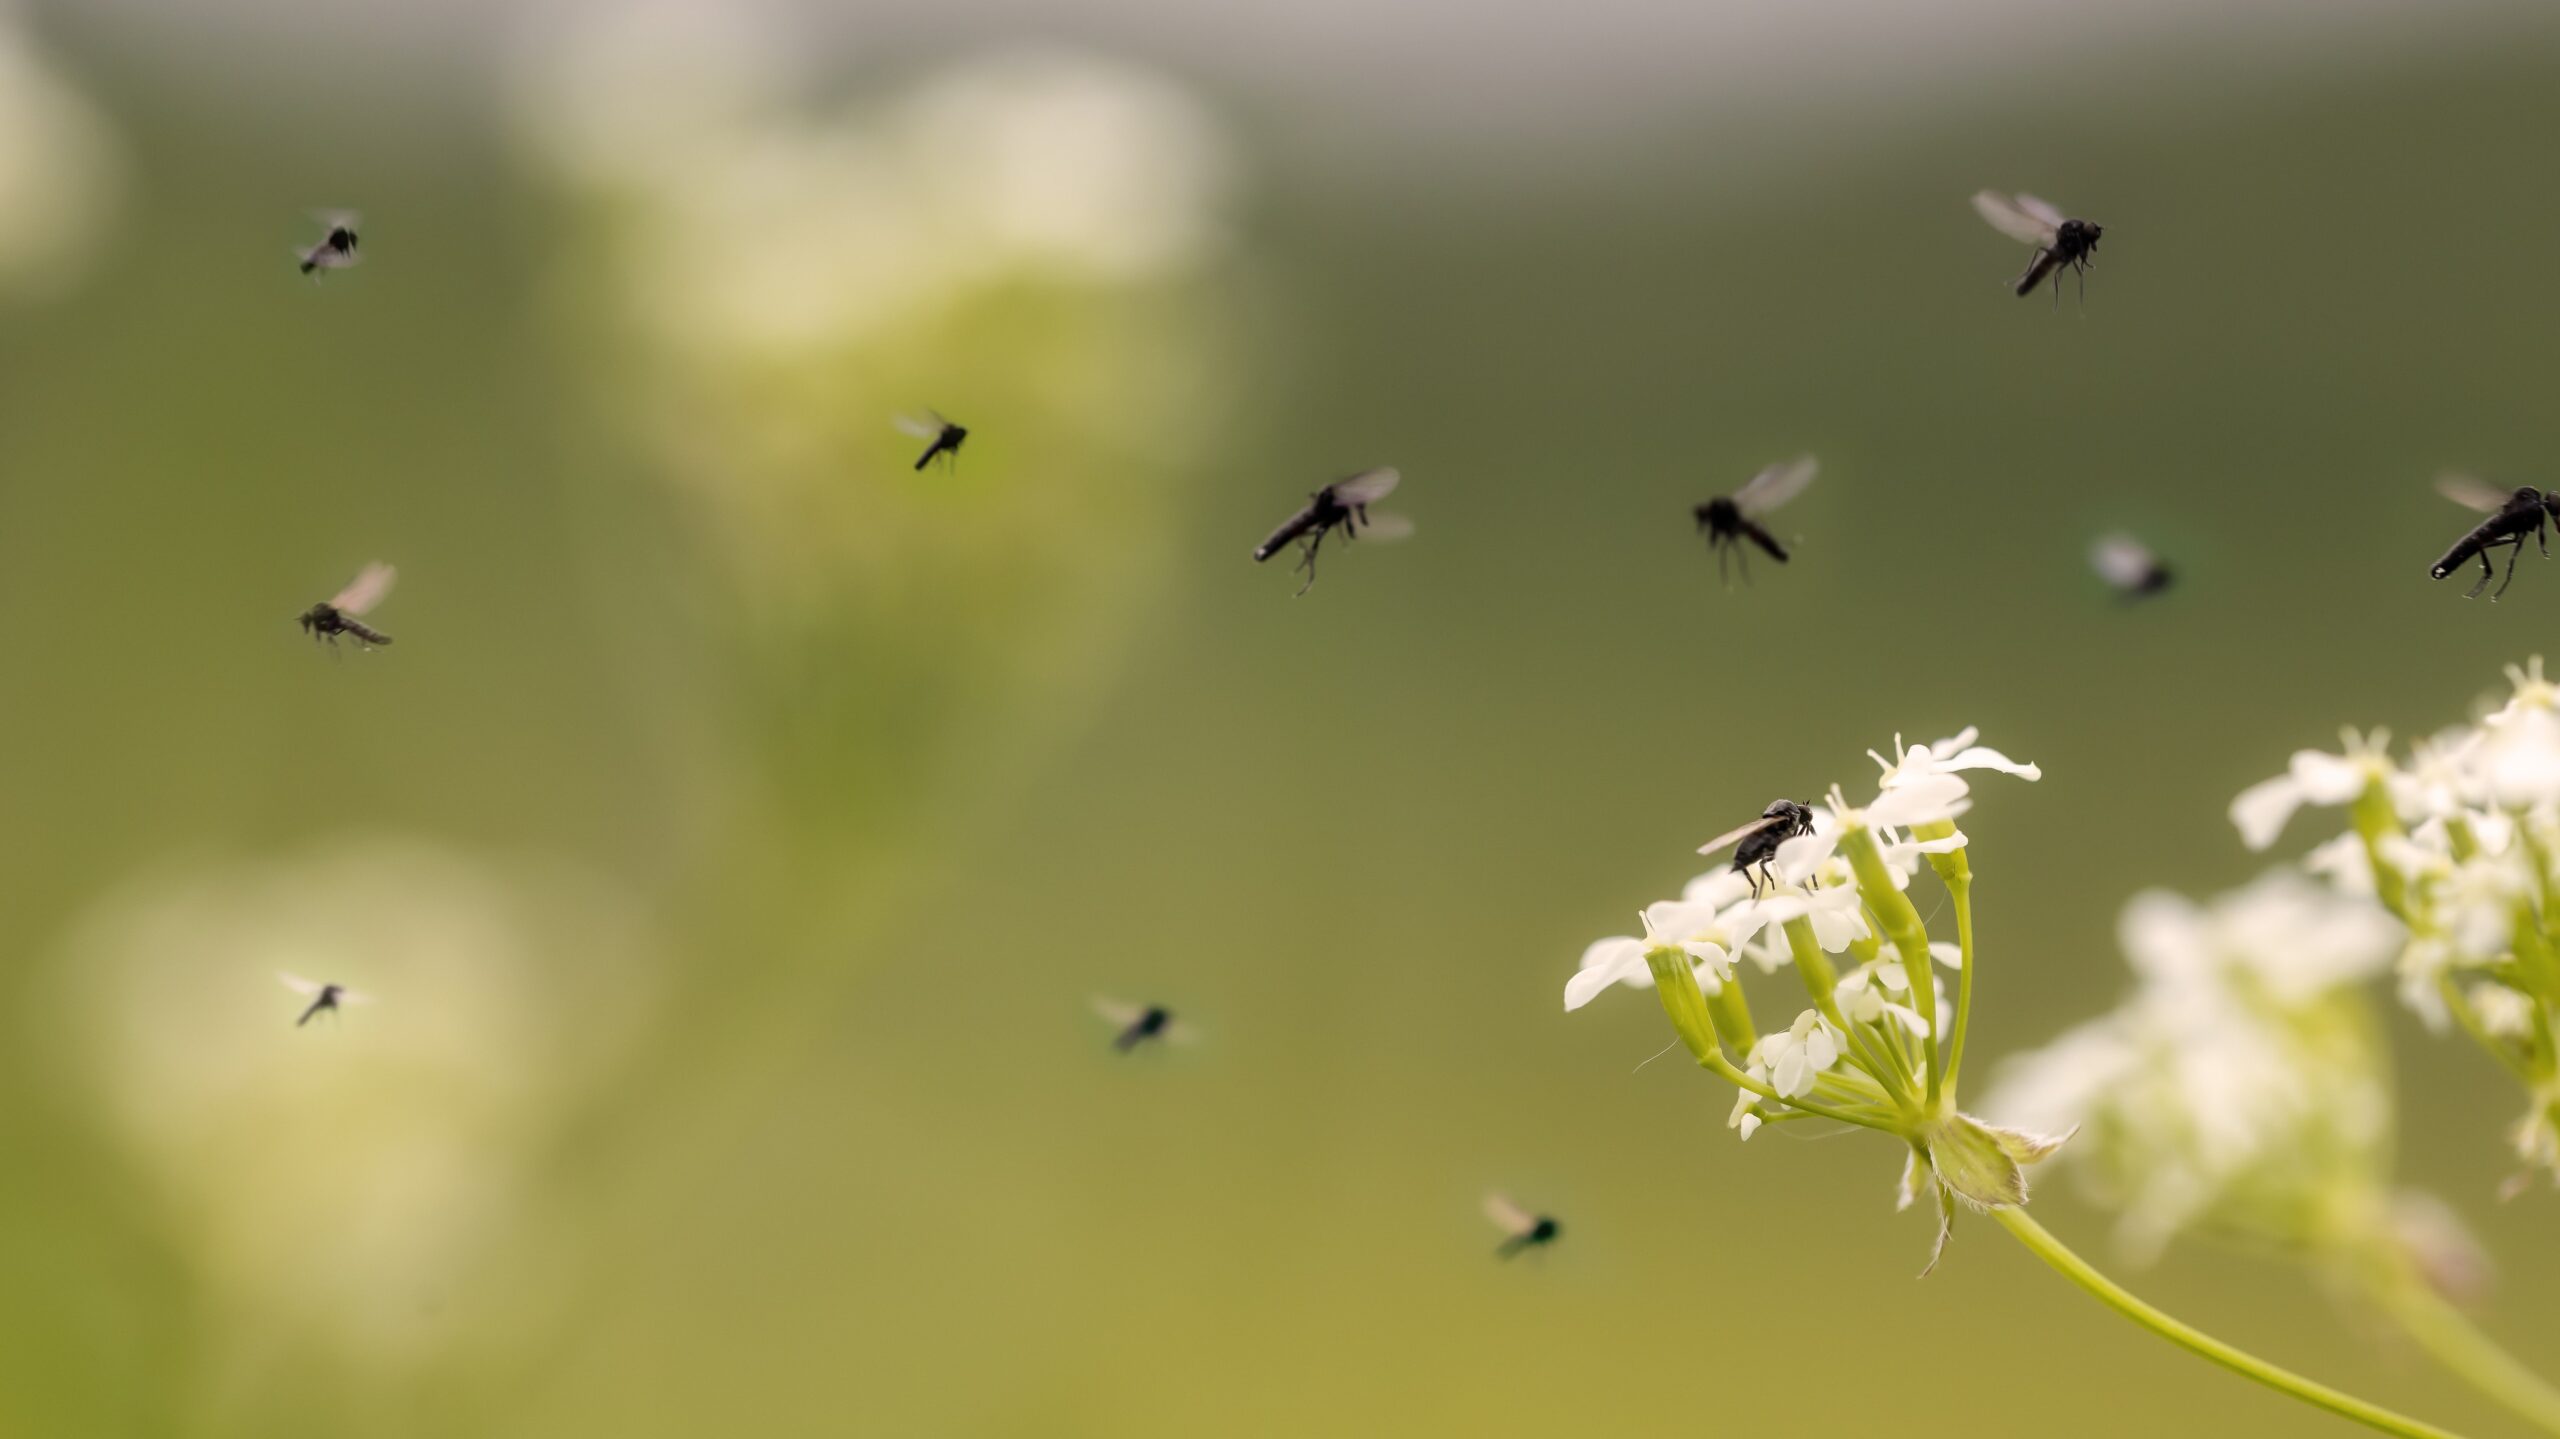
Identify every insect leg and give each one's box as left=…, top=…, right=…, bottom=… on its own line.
left=2541, top=512, right=2550, bottom=560
left=1293, top=527, right=1327, bottom=597
left=2494, top=537, right=2526, bottom=601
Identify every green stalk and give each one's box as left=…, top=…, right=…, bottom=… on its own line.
left=1943, top=874, right=1978, bottom=1097
left=1993, top=1210, right=2466, bottom=1439
left=1839, top=824, right=1942, bottom=1106
left=2362, top=1264, right=2560, bottom=1437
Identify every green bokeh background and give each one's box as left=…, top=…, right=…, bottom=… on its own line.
left=3, top=8, right=2558, bottom=1435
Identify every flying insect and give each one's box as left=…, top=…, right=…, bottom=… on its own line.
left=1091, top=997, right=1191, bottom=1053
left=897, top=412, right=968, bottom=472
left=1972, top=191, right=2103, bottom=303
left=298, top=563, right=396, bottom=649
left=1252, top=467, right=1410, bottom=595
left=1695, top=456, right=1816, bottom=584
left=2091, top=532, right=2172, bottom=599
left=2430, top=473, right=2558, bottom=601
left=279, top=971, right=372, bottom=1027
left=297, top=210, right=361, bottom=277
left=1485, top=1193, right=1562, bottom=1259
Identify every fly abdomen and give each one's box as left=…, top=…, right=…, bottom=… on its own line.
left=340, top=619, right=393, bottom=647
left=1739, top=520, right=1789, bottom=563
left=1254, top=512, right=1319, bottom=562
left=2013, top=249, right=2060, bottom=297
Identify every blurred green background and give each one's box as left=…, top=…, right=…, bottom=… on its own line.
left=1, top=2, right=2557, bottom=1434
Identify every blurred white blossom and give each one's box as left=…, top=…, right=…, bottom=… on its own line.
left=0, top=9, right=120, bottom=293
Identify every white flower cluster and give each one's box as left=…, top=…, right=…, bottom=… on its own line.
left=2230, top=660, right=2560, bottom=1192
left=1986, top=875, right=2418, bottom=1265
left=1566, top=728, right=2055, bottom=1267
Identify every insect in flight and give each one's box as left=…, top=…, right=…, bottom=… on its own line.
left=296, top=210, right=361, bottom=277
left=2090, top=532, right=2172, bottom=599
left=1697, top=799, right=1816, bottom=896
left=1695, top=456, right=1817, bottom=584
left=299, top=562, right=397, bottom=649
left=2431, top=472, right=2559, bottom=601
left=1972, top=191, right=2103, bottom=304
left=1252, top=467, right=1411, bottom=596
left=279, top=971, right=372, bottom=1027
left=897, top=411, right=969, bottom=473
left=1484, top=1193, right=1562, bottom=1259
left=1091, top=997, right=1193, bottom=1053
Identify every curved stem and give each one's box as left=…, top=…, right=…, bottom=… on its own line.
left=2365, top=1264, right=2560, bottom=1437
left=1942, top=875, right=1977, bottom=1098
left=1992, top=1209, right=2467, bottom=1439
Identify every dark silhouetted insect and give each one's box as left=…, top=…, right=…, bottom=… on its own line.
left=1973, top=191, right=2102, bottom=304
left=299, top=562, right=396, bottom=649
left=297, top=210, right=361, bottom=277
left=280, top=971, right=372, bottom=1027
left=2091, top=532, right=2172, bottom=599
left=1485, top=1193, right=1561, bottom=1259
left=1695, top=456, right=1816, bottom=584
left=1091, top=997, right=1193, bottom=1053
left=1697, top=800, right=1816, bottom=896
left=1253, top=467, right=1411, bottom=595
left=2431, top=472, right=2559, bottom=601
left=897, top=411, right=968, bottom=472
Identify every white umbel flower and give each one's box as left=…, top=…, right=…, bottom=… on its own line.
left=2230, top=729, right=2393, bottom=852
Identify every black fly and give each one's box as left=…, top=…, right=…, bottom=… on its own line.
left=1695, top=456, right=1816, bottom=584
left=2431, top=472, right=2559, bottom=601
left=299, top=563, right=396, bottom=649
left=296, top=210, right=361, bottom=277
left=1973, top=191, right=2102, bottom=304
left=280, top=971, right=372, bottom=1027
left=1253, top=467, right=1410, bottom=595
left=1485, top=1193, right=1561, bottom=1259
left=897, top=411, right=968, bottom=473
left=2091, top=532, right=2172, bottom=599
left=1092, top=997, right=1191, bottom=1053
left=1697, top=800, right=1816, bottom=896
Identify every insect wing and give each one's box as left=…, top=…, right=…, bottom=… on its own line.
left=1972, top=190, right=2058, bottom=246
left=278, top=970, right=326, bottom=997
left=2089, top=532, right=2157, bottom=590
left=1351, top=511, right=1414, bottom=542
left=2434, top=472, right=2510, bottom=514
left=2014, top=193, right=2068, bottom=230
left=331, top=562, right=396, bottom=616
left=1696, top=815, right=1777, bottom=859
left=1090, top=995, right=1147, bottom=1029
left=1483, top=1192, right=1538, bottom=1237
left=1734, top=456, right=1816, bottom=517
left=1329, top=467, right=1401, bottom=507
left=336, top=987, right=377, bottom=1007
left=895, top=411, right=947, bottom=440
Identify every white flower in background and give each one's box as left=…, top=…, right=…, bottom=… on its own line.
left=0, top=14, right=120, bottom=294
left=44, top=839, right=663, bottom=1365
left=2396, top=728, right=2486, bottom=821
left=2230, top=728, right=2396, bottom=852
left=1563, top=892, right=1767, bottom=1011
left=1751, top=1010, right=1845, bottom=1099
left=2123, top=872, right=2401, bottom=1009
left=2301, top=830, right=2377, bottom=897
left=2470, top=984, right=2535, bottom=1039
left=2477, top=659, right=2560, bottom=808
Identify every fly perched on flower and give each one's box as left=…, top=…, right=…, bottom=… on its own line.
left=1972, top=191, right=2102, bottom=304
left=298, top=563, right=396, bottom=649
left=1252, top=467, right=1410, bottom=595
left=1090, top=997, right=1192, bottom=1053
left=278, top=971, right=372, bottom=1027
left=2429, top=472, right=2557, bottom=600
left=2090, top=532, right=2172, bottom=599
left=1697, top=800, right=1816, bottom=895
left=1694, top=456, right=1816, bottom=585
left=896, top=411, right=968, bottom=473
left=1483, top=1193, right=1561, bottom=1259
left=296, top=210, right=361, bottom=277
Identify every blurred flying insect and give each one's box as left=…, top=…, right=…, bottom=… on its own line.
left=1971, top=191, right=2103, bottom=304
left=279, top=971, right=372, bottom=1027
left=897, top=411, right=969, bottom=473
left=299, top=562, right=396, bottom=649
left=2431, top=472, right=2560, bottom=601
left=1091, top=997, right=1193, bottom=1053
left=296, top=210, right=362, bottom=277
left=1695, top=456, right=1816, bottom=584
left=1253, top=467, right=1411, bottom=596
left=1484, top=1193, right=1562, bottom=1259
left=2090, top=531, right=2172, bottom=600
left=1697, top=799, right=1816, bottom=896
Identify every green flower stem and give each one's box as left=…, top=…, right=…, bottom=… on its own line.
left=1942, top=874, right=1978, bottom=1098
left=1641, top=948, right=1900, bottom=1132
left=1992, top=1209, right=2467, bottom=1439
left=1707, top=983, right=1759, bottom=1052
left=1781, top=918, right=1912, bottom=1103
left=1840, top=825, right=1942, bottom=1106
left=2363, top=1263, right=2560, bottom=1437
left=2350, top=779, right=2411, bottom=921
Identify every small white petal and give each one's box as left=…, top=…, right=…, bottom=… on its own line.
left=2229, top=774, right=2306, bottom=852
left=1938, top=745, right=2041, bottom=782
left=1772, top=1049, right=1811, bottom=1098
left=1736, top=1113, right=1762, bottom=1141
